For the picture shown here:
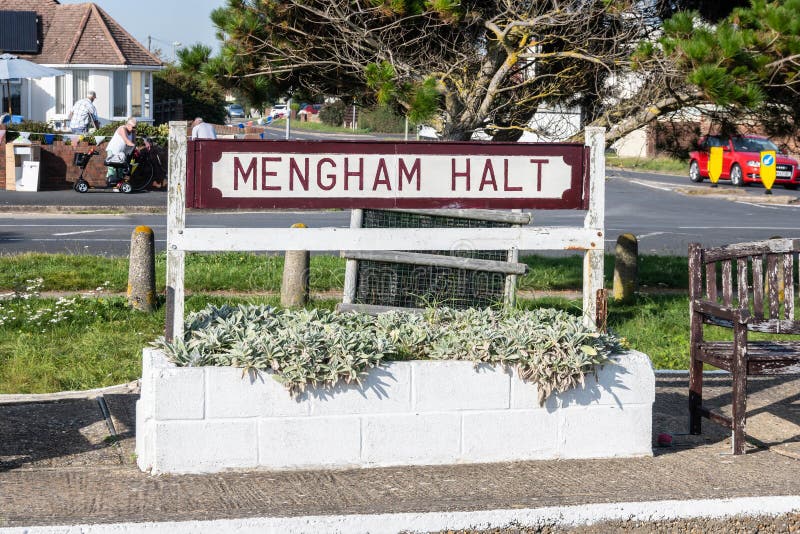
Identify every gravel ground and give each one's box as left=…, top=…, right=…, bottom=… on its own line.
left=432, top=512, right=800, bottom=533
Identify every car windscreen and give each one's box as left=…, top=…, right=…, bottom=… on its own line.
left=732, top=137, right=779, bottom=152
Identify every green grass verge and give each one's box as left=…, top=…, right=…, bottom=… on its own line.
left=607, top=155, right=687, bottom=174
left=0, top=252, right=696, bottom=393
left=0, top=292, right=702, bottom=394
left=0, top=252, right=689, bottom=292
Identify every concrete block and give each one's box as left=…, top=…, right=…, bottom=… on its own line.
left=412, top=361, right=510, bottom=412
left=361, top=413, right=461, bottom=466
left=309, top=363, right=411, bottom=415
left=554, top=351, right=655, bottom=408
left=206, top=367, right=273, bottom=419
left=558, top=404, right=652, bottom=458
left=258, top=416, right=361, bottom=468
left=153, top=367, right=205, bottom=421
left=462, top=410, right=559, bottom=461
left=152, top=421, right=258, bottom=473
left=135, top=399, right=154, bottom=472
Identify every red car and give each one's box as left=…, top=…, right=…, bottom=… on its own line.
left=688, top=134, right=800, bottom=189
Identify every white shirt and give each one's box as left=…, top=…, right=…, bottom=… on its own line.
left=107, top=127, right=134, bottom=156
left=69, top=98, right=98, bottom=130
left=191, top=121, right=217, bottom=139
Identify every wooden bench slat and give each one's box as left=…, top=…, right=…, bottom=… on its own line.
left=753, top=256, right=764, bottom=320
left=767, top=254, right=780, bottom=320
left=737, top=257, right=749, bottom=310
left=706, top=263, right=718, bottom=302
left=703, top=238, right=800, bottom=262
left=722, top=259, right=733, bottom=306
left=784, top=253, right=794, bottom=321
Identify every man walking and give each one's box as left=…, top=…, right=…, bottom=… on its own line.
left=68, top=91, right=99, bottom=134
left=191, top=117, right=217, bottom=139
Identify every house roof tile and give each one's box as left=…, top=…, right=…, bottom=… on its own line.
left=5, top=0, right=161, bottom=67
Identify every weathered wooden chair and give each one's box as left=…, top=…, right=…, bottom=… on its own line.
left=689, top=238, right=800, bottom=454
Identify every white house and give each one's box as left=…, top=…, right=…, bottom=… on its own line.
left=1, top=0, right=162, bottom=127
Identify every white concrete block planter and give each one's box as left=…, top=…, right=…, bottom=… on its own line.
left=136, top=348, right=655, bottom=474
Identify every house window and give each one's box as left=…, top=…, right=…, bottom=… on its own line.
left=55, top=75, right=66, bottom=115
left=72, top=70, right=89, bottom=101
left=1, top=79, right=21, bottom=115
left=113, top=71, right=127, bottom=117
left=131, top=71, right=142, bottom=117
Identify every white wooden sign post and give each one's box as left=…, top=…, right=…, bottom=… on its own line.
left=165, top=123, right=605, bottom=340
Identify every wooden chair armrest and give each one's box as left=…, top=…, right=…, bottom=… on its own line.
left=693, top=299, right=750, bottom=324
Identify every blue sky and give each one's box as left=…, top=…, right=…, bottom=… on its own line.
left=58, top=0, right=225, bottom=61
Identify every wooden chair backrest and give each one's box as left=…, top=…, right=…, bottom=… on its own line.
left=690, top=239, right=800, bottom=332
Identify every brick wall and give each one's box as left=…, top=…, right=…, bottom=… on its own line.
left=0, top=138, right=168, bottom=191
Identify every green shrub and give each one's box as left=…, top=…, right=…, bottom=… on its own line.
left=359, top=105, right=406, bottom=133
left=319, top=100, right=347, bottom=127
left=153, top=305, right=624, bottom=404
left=4, top=120, right=54, bottom=143
left=92, top=121, right=169, bottom=145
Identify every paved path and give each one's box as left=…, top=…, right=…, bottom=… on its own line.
left=2, top=373, right=800, bottom=531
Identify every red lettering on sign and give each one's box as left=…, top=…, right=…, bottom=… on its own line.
left=479, top=159, right=498, bottom=191
left=530, top=159, right=547, bottom=191
left=289, top=157, right=309, bottom=191
left=261, top=157, right=281, bottom=191
left=504, top=159, right=522, bottom=191
left=452, top=158, right=471, bottom=191
left=233, top=157, right=257, bottom=191
left=398, top=158, right=421, bottom=191
left=317, top=158, right=336, bottom=191
left=344, top=157, right=364, bottom=191
left=373, top=158, right=391, bottom=191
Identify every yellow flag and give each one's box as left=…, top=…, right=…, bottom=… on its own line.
left=708, top=146, right=723, bottom=183
left=760, top=151, right=777, bottom=191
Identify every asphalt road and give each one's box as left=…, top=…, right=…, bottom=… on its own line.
left=1, top=167, right=799, bottom=256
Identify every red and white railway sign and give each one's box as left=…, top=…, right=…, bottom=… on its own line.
left=186, top=140, right=588, bottom=210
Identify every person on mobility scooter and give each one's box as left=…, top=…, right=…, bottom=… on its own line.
left=105, top=117, right=137, bottom=186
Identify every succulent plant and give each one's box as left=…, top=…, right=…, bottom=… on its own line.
left=152, top=305, right=625, bottom=404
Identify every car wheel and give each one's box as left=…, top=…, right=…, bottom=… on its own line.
left=689, top=161, right=703, bottom=183
left=730, top=164, right=745, bottom=187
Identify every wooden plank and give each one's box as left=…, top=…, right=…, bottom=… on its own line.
left=175, top=226, right=599, bottom=252
left=341, top=250, right=528, bottom=275
left=342, top=209, right=363, bottom=305
left=689, top=243, right=705, bottom=436
left=767, top=254, right=780, bottom=320
left=721, top=259, right=732, bottom=306
left=384, top=208, right=532, bottom=225
left=337, top=303, right=424, bottom=315
left=784, top=253, right=794, bottom=321
left=583, top=127, right=605, bottom=327
left=693, top=299, right=740, bottom=322
left=505, top=245, right=519, bottom=308
left=703, top=238, right=800, bottom=262
left=737, top=257, right=749, bottom=311
left=165, top=121, right=187, bottom=342
left=753, top=256, right=764, bottom=320
left=705, top=263, right=718, bottom=302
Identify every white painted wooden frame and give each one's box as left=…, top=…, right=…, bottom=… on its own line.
left=165, top=123, right=605, bottom=339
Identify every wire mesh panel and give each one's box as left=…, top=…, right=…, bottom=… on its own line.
left=354, top=209, right=514, bottom=309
